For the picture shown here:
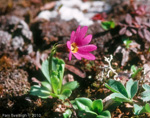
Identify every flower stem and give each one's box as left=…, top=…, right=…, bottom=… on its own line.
left=49, top=45, right=57, bottom=81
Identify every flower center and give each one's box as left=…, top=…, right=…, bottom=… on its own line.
left=71, top=42, right=78, bottom=53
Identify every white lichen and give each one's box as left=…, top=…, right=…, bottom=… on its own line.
left=96, top=55, right=119, bottom=81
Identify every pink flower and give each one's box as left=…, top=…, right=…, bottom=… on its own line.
left=67, top=26, right=97, bottom=61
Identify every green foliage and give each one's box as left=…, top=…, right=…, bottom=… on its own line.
left=131, top=65, right=143, bottom=78
left=134, top=103, right=150, bottom=115
left=101, top=21, right=115, bottom=30
left=92, top=99, right=103, bottom=114
left=30, top=85, right=51, bottom=99
left=105, top=79, right=138, bottom=103
left=141, top=84, right=150, bottom=102
left=126, top=79, right=138, bottom=99
left=122, top=37, right=132, bottom=49
left=42, top=59, right=51, bottom=83
left=62, top=81, right=79, bottom=91
left=30, top=56, right=79, bottom=100
left=75, top=97, right=111, bottom=118
left=63, top=109, right=72, bottom=118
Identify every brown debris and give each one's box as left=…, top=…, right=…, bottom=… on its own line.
left=65, top=64, right=86, bottom=78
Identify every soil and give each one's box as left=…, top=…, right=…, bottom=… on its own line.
left=0, top=0, right=150, bottom=118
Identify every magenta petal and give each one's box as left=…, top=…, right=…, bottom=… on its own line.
left=73, top=53, right=81, bottom=60
left=77, top=52, right=96, bottom=60
left=69, top=52, right=72, bottom=60
left=70, top=31, right=75, bottom=43
left=67, top=41, right=71, bottom=50
left=67, top=25, right=96, bottom=61
left=80, top=34, right=92, bottom=46
left=75, top=26, right=88, bottom=46
left=78, top=45, right=97, bottom=52
left=80, top=26, right=88, bottom=39
left=74, top=26, right=81, bottom=44
left=75, top=26, right=81, bottom=38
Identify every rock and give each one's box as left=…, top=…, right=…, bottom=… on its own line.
left=59, top=6, right=93, bottom=26
left=0, top=15, right=34, bottom=60
left=37, top=18, right=78, bottom=46
left=0, top=15, right=33, bottom=41
left=11, top=36, right=24, bottom=50
left=37, top=10, right=58, bottom=20
left=0, top=56, right=30, bottom=98
left=55, top=0, right=111, bottom=26
left=0, top=30, right=11, bottom=51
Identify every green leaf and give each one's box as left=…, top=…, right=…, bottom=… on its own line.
left=52, top=57, right=65, bottom=73
left=131, top=65, right=142, bottom=78
left=110, top=21, right=115, bottom=29
left=41, top=59, right=51, bottom=83
left=70, top=100, right=78, bottom=110
left=52, top=57, right=65, bottom=92
left=75, top=98, right=110, bottom=118
left=51, top=73, right=60, bottom=94
left=122, top=37, right=132, bottom=49
left=142, top=84, right=150, bottom=90
left=60, top=89, right=72, bottom=100
left=78, top=110, right=97, bottom=118
left=96, top=110, right=111, bottom=118
left=141, top=84, right=150, bottom=102
left=141, top=90, right=150, bottom=102
left=101, top=21, right=115, bottom=30
left=62, top=81, right=79, bottom=91
left=92, top=99, right=103, bottom=114
left=134, top=103, right=150, bottom=115
left=111, top=93, right=131, bottom=103
left=41, top=57, right=65, bottom=84
left=134, top=104, right=143, bottom=115
left=124, top=40, right=132, bottom=49
left=75, top=98, right=93, bottom=111
left=105, top=79, right=128, bottom=98
left=140, top=103, right=150, bottom=114
left=63, top=109, right=72, bottom=118
left=144, top=103, right=150, bottom=112
left=49, top=93, right=58, bottom=98
left=105, top=83, right=118, bottom=93
left=30, top=85, right=50, bottom=98
left=126, top=79, right=138, bottom=99
left=131, top=65, right=137, bottom=73
left=32, top=56, right=66, bottom=100
left=41, top=81, right=52, bottom=91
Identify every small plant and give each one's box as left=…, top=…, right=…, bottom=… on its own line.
left=29, top=25, right=98, bottom=117
left=101, top=21, right=115, bottom=30
left=30, top=47, right=79, bottom=100
left=63, top=109, right=72, bottom=118
left=130, top=65, right=143, bottom=79
left=122, top=36, right=132, bottom=49
left=105, top=79, right=138, bottom=103
left=119, top=14, right=150, bottom=42
left=74, top=97, right=111, bottom=118
left=134, top=103, right=150, bottom=115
